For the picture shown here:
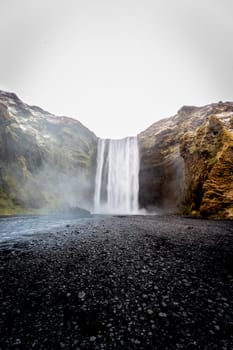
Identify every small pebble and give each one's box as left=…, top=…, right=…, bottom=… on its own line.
left=78, top=291, right=86, bottom=299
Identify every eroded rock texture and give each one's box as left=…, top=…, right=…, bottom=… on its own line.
left=139, top=102, right=233, bottom=218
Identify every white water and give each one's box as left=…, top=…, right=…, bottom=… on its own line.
left=94, top=137, right=139, bottom=214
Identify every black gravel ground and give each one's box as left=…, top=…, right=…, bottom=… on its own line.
left=0, top=215, right=233, bottom=350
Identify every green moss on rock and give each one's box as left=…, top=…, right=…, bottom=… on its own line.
left=0, top=91, right=98, bottom=214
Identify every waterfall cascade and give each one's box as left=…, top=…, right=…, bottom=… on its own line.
left=94, top=137, right=139, bottom=214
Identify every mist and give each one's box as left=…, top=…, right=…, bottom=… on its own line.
left=23, top=163, right=95, bottom=213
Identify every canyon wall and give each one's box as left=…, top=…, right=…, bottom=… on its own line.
left=0, top=90, right=232, bottom=218
left=0, top=91, right=97, bottom=214
left=138, top=102, right=233, bottom=218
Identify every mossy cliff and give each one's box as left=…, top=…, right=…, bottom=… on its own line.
left=138, top=102, right=233, bottom=219
left=1, top=90, right=232, bottom=219
left=0, top=91, right=97, bottom=214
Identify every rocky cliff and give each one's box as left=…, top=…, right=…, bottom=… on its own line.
left=138, top=102, right=233, bottom=219
left=0, top=91, right=97, bottom=214
left=1, top=90, right=232, bottom=219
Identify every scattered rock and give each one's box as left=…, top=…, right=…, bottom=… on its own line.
left=0, top=215, right=232, bottom=349
left=78, top=291, right=86, bottom=299
left=90, top=336, right=96, bottom=342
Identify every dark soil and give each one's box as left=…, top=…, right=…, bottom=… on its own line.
left=0, top=215, right=233, bottom=350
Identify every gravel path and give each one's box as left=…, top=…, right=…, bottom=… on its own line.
left=0, top=215, right=233, bottom=350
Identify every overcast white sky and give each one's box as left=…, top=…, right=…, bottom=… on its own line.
left=0, top=0, right=233, bottom=138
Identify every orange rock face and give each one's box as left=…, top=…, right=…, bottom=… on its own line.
left=200, top=133, right=233, bottom=218
left=139, top=102, right=233, bottom=219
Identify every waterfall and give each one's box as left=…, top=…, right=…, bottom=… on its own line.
left=94, top=137, right=139, bottom=214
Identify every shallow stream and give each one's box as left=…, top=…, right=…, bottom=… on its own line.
left=0, top=214, right=90, bottom=243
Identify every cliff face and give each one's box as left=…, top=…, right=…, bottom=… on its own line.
left=138, top=102, right=233, bottom=219
left=0, top=91, right=97, bottom=214
left=1, top=90, right=232, bottom=219
left=180, top=106, right=233, bottom=219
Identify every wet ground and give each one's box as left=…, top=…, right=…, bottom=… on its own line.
left=0, top=215, right=233, bottom=349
